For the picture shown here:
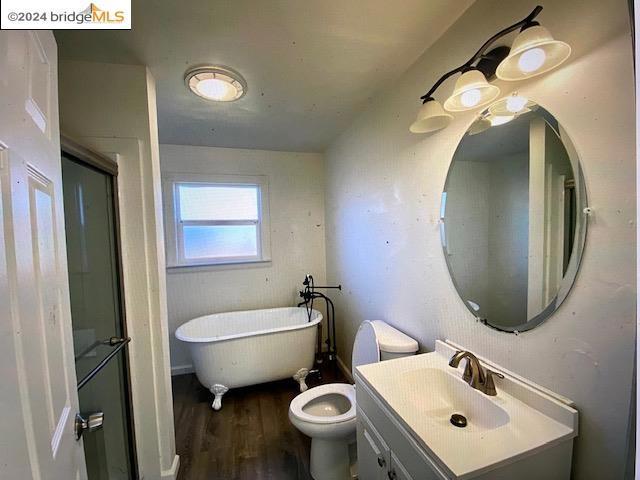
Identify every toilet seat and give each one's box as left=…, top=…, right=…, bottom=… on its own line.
left=289, top=383, right=355, bottom=425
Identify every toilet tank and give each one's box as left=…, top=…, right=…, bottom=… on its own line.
left=369, top=320, right=419, bottom=361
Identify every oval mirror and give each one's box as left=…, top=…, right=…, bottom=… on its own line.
left=441, top=99, right=587, bottom=332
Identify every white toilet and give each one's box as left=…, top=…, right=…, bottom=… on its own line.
left=289, top=320, right=418, bottom=480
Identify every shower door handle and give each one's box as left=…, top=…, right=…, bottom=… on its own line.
left=75, top=411, right=104, bottom=440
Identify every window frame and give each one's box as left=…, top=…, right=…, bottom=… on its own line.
left=163, top=173, right=271, bottom=268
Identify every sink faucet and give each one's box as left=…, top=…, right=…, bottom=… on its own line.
left=448, top=350, right=504, bottom=396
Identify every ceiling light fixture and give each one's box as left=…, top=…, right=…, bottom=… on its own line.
left=185, top=65, right=247, bottom=102
left=410, top=5, right=570, bottom=134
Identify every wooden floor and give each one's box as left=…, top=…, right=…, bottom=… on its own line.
left=172, top=359, right=349, bottom=480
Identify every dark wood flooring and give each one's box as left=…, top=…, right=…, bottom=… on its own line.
left=172, top=359, right=349, bottom=480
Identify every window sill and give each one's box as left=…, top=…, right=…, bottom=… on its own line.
left=166, top=259, right=272, bottom=274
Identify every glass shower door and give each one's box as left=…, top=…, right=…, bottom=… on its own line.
left=62, top=152, right=136, bottom=480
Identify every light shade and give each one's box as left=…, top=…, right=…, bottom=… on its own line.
left=467, top=117, right=491, bottom=136
left=488, top=114, right=515, bottom=126
left=488, top=94, right=534, bottom=116
left=496, top=25, right=571, bottom=81
left=443, top=70, right=500, bottom=112
left=409, top=100, right=453, bottom=133
left=185, top=66, right=247, bottom=102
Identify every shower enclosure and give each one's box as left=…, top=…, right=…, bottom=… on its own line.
left=61, top=137, right=137, bottom=479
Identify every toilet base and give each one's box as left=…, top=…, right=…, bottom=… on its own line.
left=310, top=438, right=351, bottom=480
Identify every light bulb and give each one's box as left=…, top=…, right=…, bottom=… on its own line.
left=460, top=89, right=482, bottom=108
left=196, top=78, right=236, bottom=101
left=506, top=95, right=528, bottom=113
left=518, top=48, right=546, bottom=73
left=490, top=115, right=515, bottom=126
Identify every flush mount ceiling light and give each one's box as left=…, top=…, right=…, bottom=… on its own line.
left=185, top=66, right=247, bottom=102
left=496, top=25, right=571, bottom=81
left=469, top=97, right=539, bottom=136
left=410, top=5, right=570, bottom=134
left=488, top=114, right=516, bottom=126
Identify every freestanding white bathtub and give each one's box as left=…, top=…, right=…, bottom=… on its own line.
left=175, top=306, right=322, bottom=410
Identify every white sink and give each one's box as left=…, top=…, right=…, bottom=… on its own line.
left=355, top=340, right=578, bottom=479
left=393, top=367, right=510, bottom=432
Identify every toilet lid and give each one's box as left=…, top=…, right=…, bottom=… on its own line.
left=351, top=320, right=380, bottom=377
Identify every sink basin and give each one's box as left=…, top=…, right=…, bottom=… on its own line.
left=355, top=340, right=578, bottom=479
left=393, top=368, right=509, bottom=432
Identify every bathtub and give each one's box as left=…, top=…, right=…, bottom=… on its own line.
left=175, top=306, right=322, bottom=410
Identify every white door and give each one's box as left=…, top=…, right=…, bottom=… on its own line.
left=0, top=30, right=87, bottom=479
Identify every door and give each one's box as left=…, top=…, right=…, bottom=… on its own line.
left=0, top=31, right=87, bottom=479
left=389, top=452, right=414, bottom=480
left=356, top=410, right=390, bottom=480
left=62, top=147, right=137, bottom=480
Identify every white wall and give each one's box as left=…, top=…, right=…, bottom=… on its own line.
left=58, top=61, right=178, bottom=479
left=487, top=152, right=529, bottom=325
left=443, top=160, right=490, bottom=313
left=323, top=0, right=635, bottom=478
left=160, top=144, right=327, bottom=372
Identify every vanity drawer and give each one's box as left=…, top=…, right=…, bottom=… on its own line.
left=356, top=378, right=450, bottom=480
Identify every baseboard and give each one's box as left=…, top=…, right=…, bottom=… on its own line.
left=336, top=355, right=354, bottom=384
left=161, top=454, right=180, bottom=480
left=171, top=364, right=194, bottom=376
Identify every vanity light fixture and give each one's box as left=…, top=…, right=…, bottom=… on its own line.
left=409, top=99, right=454, bottom=133
left=496, top=25, right=571, bottom=81
left=505, top=94, right=529, bottom=113
left=443, top=70, right=500, bottom=112
left=185, top=65, right=247, bottom=102
left=488, top=93, right=533, bottom=116
left=488, top=114, right=515, bottom=126
left=467, top=116, right=492, bottom=136
left=410, top=6, right=570, bottom=134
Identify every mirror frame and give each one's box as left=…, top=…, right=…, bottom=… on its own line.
left=440, top=103, right=589, bottom=333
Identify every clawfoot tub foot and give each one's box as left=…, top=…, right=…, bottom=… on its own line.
left=293, top=368, right=310, bottom=392
left=210, top=384, right=229, bottom=410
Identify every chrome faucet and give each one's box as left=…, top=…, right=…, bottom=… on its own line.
left=448, top=350, right=504, bottom=396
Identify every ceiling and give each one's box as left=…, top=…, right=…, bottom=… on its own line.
left=55, top=0, right=473, bottom=152
left=454, top=106, right=560, bottom=162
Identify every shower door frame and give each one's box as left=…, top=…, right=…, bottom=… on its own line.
left=61, top=134, right=139, bottom=479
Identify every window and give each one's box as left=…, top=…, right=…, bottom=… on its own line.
left=164, top=174, right=270, bottom=267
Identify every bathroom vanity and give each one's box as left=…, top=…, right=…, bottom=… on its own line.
left=354, top=340, right=578, bottom=480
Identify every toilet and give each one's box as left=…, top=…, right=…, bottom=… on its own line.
left=289, top=320, right=418, bottom=480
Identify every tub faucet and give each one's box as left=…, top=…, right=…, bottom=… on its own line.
left=448, top=350, right=504, bottom=396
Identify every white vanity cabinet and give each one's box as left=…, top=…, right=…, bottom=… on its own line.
left=354, top=341, right=579, bottom=480
left=357, top=410, right=417, bottom=480
left=356, top=393, right=448, bottom=480
left=356, top=409, right=389, bottom=480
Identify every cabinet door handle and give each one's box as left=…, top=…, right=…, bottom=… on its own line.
left=377, top=455, right=386, bottom=467
left=388, top=470, right=397, bottom=480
